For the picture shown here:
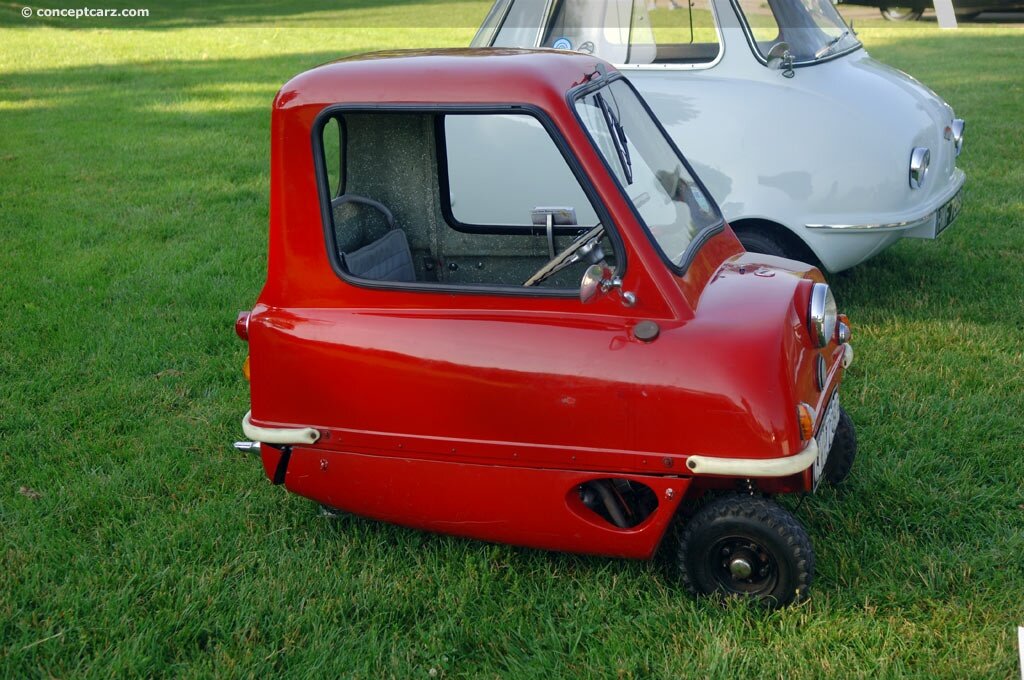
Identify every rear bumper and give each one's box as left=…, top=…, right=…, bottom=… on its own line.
left=242, top=410, right=320, bottom=445
left=805, top=170, right=965, bottom=236
left=805, top=171, right=965, bottom=271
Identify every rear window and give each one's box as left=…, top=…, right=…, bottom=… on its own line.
left=628, top=0, right=721, bottom=65
left=481, top=0, right=721, bottom=66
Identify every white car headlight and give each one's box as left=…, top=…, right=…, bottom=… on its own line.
left=808, top=282, right=837, bottom=348
left=909, top=147, right=930, bottom=189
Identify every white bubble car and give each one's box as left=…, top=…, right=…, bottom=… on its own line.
left=469, top=0, right=966, bottom=271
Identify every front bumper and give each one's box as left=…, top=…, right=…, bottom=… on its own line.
left=685, top=438, right=820, bottom=478
left=684, top=343, right=853, bottom=479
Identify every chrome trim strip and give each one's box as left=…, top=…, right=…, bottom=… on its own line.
left=805, top=214, right=933, bottom=232
left=534, top=0, right=556, bottom=48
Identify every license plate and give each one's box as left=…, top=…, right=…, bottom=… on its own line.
left=812, top=395, right=841, bottom=491
left=935, top=188, right=963, bottom=236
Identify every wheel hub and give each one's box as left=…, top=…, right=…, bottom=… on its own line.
left=728, top=556, right=753, bottom=579
left=710, top=537, right=778, bottom=595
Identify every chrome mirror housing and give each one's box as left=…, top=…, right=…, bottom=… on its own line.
left=580, top=265, right=636, bottom=307
left=580, top=264, right=604, bottom=304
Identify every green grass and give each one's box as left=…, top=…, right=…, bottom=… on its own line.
left=2, top=3, right=1023, bottom=676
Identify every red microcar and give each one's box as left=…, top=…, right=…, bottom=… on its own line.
left=234, top=49, right=857, bottom=607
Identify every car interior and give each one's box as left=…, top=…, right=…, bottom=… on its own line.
left=320, top=111, right=618, bottom=290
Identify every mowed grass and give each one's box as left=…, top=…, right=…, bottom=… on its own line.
left=1, top=3, right=1023, bottom=676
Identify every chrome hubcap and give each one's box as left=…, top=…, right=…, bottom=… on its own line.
left=729, top=557, right=753, bottom=579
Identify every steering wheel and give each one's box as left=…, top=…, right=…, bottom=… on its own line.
left=331, top=194, right=396, bottom=230
left=524, top=224, right=606, bottom=287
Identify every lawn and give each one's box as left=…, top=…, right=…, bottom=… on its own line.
left=1, top=2, right=1023, bottom=677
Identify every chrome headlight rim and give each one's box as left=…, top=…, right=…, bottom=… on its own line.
left=909, top=147, right=930, bottom=190
left=951, top=118, right=965, bottom=156
left=808, top=282, right=838, bottom=348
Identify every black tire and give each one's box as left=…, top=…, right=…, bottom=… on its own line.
left=319, top=504, right=345, bottom=518
left=677, top=495, right=814, bottom=607
left=821, top=407, right=857, bottom=486
left=735, top=229, right=789, bottom=259
left=880, top=6, right=924, bottom=20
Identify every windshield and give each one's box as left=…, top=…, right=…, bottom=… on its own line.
left=574, top=78, right=722, bottom=269
left=733, top=0, right=861, bottom=64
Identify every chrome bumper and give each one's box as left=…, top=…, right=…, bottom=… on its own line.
left=806, top=172, right=965, bottom=238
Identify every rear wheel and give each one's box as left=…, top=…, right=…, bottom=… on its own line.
left=879, top=6, right=924, bottom=20
left=677, top=495, right=814, bottom=607
left=319, top=504, right=345, bottom=518
left=822, top=407, right=857, bottom=486
left=735, top=229, right=788, bottom=259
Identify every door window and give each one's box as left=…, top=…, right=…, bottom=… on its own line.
left=317, top=110, right=618, bottom=292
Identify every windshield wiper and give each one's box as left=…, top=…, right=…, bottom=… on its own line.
left=814, top=30, right=849, bottom=59
left=595, top=92, right=633, bottom=185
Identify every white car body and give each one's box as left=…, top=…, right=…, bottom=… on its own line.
left=468, top=0, right=966, bottom=272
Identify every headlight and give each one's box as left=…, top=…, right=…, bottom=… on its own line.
left=808, top=282, right=837, bottom=348
left=951, top=118, right=965, bottom=156
left=909, top=147, right=930, bottom=189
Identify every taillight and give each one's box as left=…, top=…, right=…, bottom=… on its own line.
left=235, top=310, right=251, bottom=341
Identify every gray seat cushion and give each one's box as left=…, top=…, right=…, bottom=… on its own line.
left=342, top=229, right=416, bottom=282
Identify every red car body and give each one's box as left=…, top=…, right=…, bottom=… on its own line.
left=237, top=50, right=853, bottom=597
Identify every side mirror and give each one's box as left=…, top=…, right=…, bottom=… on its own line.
left=580, top=265, right=636, bottom=307
left=580, top=264, right=605, bottom=304
left=765, top=41, right=790, bottom=61
left=765, top=41, right=793, bottom=71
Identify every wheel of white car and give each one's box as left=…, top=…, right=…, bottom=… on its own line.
left=879, top=6, right=924, bottom=20
left=736, top=229, right=788, bottom=259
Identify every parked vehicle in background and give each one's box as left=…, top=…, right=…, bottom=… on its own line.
left=838, top=0, right=1024, bottom=21
left=234, top=49, right=858, bottom=607
left=470, top=0, right=966, bottom=272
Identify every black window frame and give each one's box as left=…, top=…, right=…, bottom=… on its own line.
left=311, top=102, right=628, bottom=298
left=567, top=73, right=725, bottom=277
